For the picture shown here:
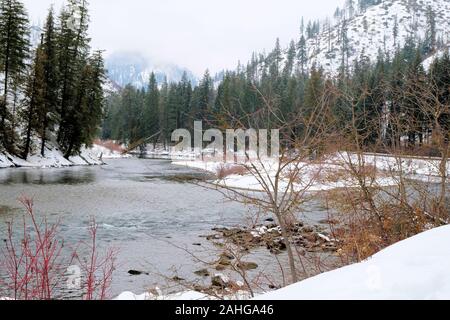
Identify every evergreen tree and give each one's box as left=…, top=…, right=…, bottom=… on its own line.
left=191, top=70, right=214, bottom=124
left=283, top=40, right=296, bottom=78
left=0, top=0, right=29, bottom=151
left=142, top=72, right=160, bottom=142
left=179, top=71, right=193, bottom=129
left=393, top=15, right=399, bottom=48
left=57, top=0, right=91, bottom=156
left=21, top=43, right=45, bottom=159
left=297, top=33, right=308, bottom=77
left=39, top=7, right=59, bottom=156
left=79, top=51, right=105, bottom=147
left=425, top=6, right=436, bottom=53
left=429, top=52, right=450, bottom=139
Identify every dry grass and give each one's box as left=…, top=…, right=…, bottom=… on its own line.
left=216, top=164, right=248, bottom=180
left=93, top=139, right=125, bottom=153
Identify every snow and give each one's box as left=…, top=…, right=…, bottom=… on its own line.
left=115, top=290, right=210, bottom=301
left=173, top=151, right=449, bottom=192
left=0, top=153, right=15, bottom=168
left=337, top=152, right=450, bottom=181
left=306, top=0, right=450, bottom=75
left=115, top=225, right=450, bottom=300
left=255, top=225, right=450, bottom=300
left=0, top=141, right=129, bottom=170
left=422, top=46, right=450, bottom=71
left=115, top=289, right=251, bottom=301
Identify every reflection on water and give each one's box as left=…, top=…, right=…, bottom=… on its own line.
left=0, top=167, right=97, bottom=185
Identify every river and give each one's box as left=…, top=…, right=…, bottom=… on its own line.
left=0, top=158, right=329, bottom=298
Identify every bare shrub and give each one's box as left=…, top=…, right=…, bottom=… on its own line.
left=0, top=197, right=117, bottom=300
left=216, top=164, right=248, bottom=180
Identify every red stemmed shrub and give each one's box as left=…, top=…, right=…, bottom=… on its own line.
left=0, top=197, right=117, bottom=300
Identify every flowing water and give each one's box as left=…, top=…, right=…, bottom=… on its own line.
left=0, top=158, right=329, bottom=298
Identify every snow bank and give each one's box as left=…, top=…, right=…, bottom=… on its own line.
left=115, top=290, right=210, bottom=301
left=422, top=47, right=449, bottom=71
left=334, top=152, right=450, bottom=180
left=0, top=144, right=107, bottom=169
left=90, top=144, right=131, bottom=160
left=256, top=225, right=450, bottom=300
left=173, top=156, right=397, bottom=193
left=174, top=152, right=449, bottom=192
left=0, top=154, right=14, bottom=168
left=115, top=226, right=450, bottom=300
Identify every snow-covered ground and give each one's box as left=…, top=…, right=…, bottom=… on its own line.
left=90, top=144, right=131, bottom=160
left=0, top=142, right=128, bottom=169
left=173, top=151, right=449, bottom=192
left=115, top=290, right=210, bottom=301
left=256, top=225, right=450, bottom=300
left=307, top=0, right=450, bottom=75
left=115, top=225, right=450, bottom=300
left=422, top=46, right=450, bottom=71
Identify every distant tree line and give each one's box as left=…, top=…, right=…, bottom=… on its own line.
left=0, top=0, right=105, bottom=159
left=102, top=30, right=449, bottom=155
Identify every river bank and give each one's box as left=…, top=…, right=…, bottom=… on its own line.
left=2, top=158, right=319, bottom=298
left=115, top=224, right=450, bottom=300
left=0, top=143, right=128, bottom=169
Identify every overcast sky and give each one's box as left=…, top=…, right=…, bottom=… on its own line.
left=22, top=0, right=344, bottom=75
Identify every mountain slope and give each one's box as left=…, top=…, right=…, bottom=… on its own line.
left=307, top=0, right=450, bottom=74
left=105, top=52, right=197, bottom=88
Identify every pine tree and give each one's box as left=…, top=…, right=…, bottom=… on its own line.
left=340, top=19, right=350, bottom=77
left=0, top=0, right=29, bottom=151
left=143, top=72, right=160, bottom=142
left=268, top=38, right=282, bottom=81
left=297, top=32, right=308, bottom=77
left=393, top=15, right=399, bottom=48
left=21, top=43, right=45, bottom=159
left=303, top=67, right=324, bottom=137
left=425, top=6, right=436, bottom=54
left=283, top=40, right=296, bottom=78
left=79, top=51, right=105, bottom=148
left=192, top=70, right=213, bottom=124
left=403, top=49, right=427, bottom=146
left=39, top=7, right=59, bottom=156
left=57, top=0, right=91, bottom=156
left=158, top=78, right=169, bottom=146
left=179, top=71, right=192, bottom=129
left=429, top=52, right=450, bottom=139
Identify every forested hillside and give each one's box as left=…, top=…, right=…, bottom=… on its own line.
left=0, top=0, right=105, bottom=159
left=102, top=0, right=450, bottom=155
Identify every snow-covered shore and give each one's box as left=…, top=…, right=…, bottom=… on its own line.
left=0, top=143, right=128, bottom=169
left=256, top=224, right=450, bottom=300
left=172, top=152, right=449, bottom=192
left=115, top=225, right=450, bottom=300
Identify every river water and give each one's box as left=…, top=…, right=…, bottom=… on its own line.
left=0, top=158, right=329, bottom=298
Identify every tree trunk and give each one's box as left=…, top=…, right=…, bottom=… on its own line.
left=41, top=116, right=48, bottom=157
left=22, top=106, right=34, bottom=160
left=276, top=212, right=298, bottom=284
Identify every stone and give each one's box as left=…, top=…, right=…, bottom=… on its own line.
left=211, top=274, right=230, bottom=288
left=237, top=262, right=259, bottom=270
left=215, top=264, right=227, bottom=271
left=172, top=276, right=185, bottom=281
left=194, top=269, right=210, bottom=277
left=128, top=270, right=148, bottom=276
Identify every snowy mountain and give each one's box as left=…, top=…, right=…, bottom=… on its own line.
left=306, top=0, right=450, bottom=74
left=102, top=78, right=122, bottom=95
left=105, top=52, right=198, bottom=89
